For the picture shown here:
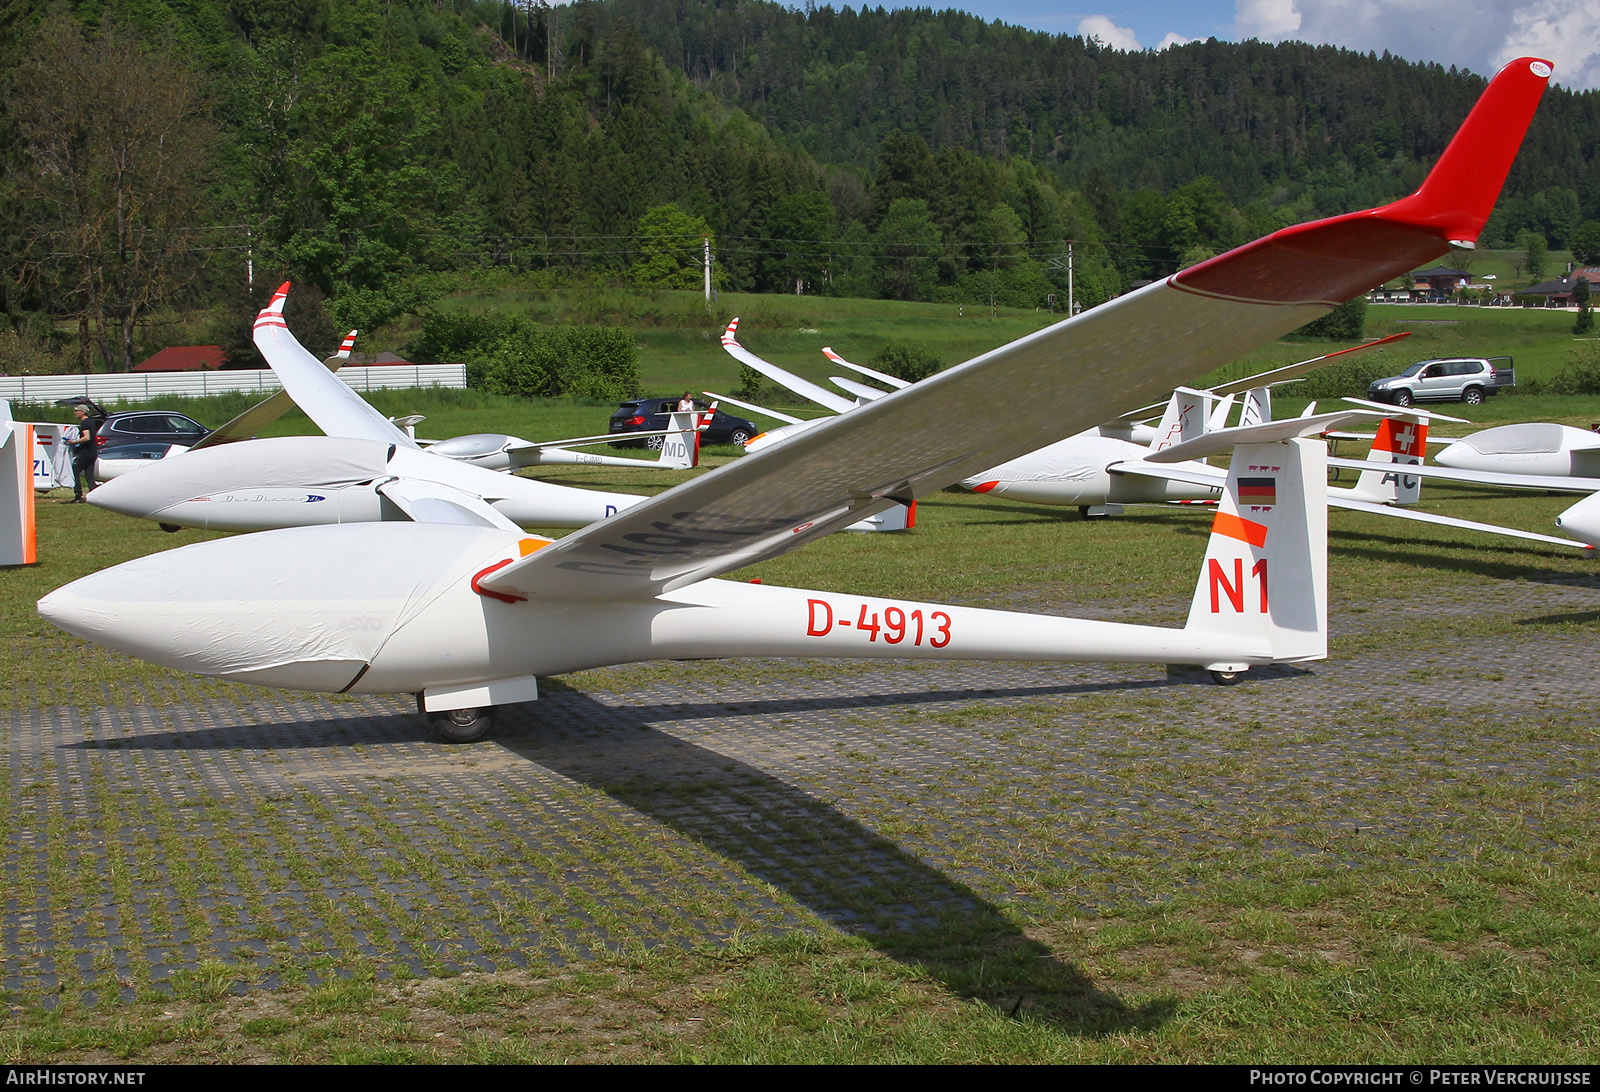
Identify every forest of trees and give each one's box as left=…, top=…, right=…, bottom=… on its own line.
left=1, top=0, right=1597, bottom=371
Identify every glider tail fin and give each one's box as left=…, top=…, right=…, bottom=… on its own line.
left=1147, top=388, right=1210, bottom=453
left=1240, top=386, right=1270, bottom=427
left=1346, top=415, right=1428, bottom=504
left=1184, top=437, right=1328, bottom=667
left=657, top=410, right=701, bottom=470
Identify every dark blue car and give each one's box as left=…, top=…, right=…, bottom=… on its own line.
left=608, top=398, right=756, bottom=449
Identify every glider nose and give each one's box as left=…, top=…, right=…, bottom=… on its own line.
left=39, top=523, right=519, bottom=691
left=86, top=466, right=180, bottom=519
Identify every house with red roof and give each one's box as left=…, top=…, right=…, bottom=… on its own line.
left=132, top=345, right=231, bottom=372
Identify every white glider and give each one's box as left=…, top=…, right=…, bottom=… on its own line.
left=87, top=287, right=655, bottom=531
left=39, top=57, right=1556, bottom=741
left=960, top=337, right=1411, bottom=516
left=1434, top=422, right=1600, bottom=477
left=422, top=413, right=704, bottom=473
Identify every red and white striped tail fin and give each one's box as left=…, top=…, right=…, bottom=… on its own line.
left=1185, top=437, right=1328, bottom=668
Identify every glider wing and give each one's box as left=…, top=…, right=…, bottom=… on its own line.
left=253, top=288, right=418, bottom=449
left=479, top=57, right=1552, bottom=603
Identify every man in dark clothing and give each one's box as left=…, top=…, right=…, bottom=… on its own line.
left=68, top=404, right=102, bottom=502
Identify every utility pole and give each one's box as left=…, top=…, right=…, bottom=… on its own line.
left=1068, top=240, right=1074, bottom=316
left=1048, top=240, right=1076, bottom=316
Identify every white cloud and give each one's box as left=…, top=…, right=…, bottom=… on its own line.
left=1230, top=0, right=1600, bottom=90
left=1157, top=32, right=1195, bottom=51
left=1234, top=0, right=1300, bottom=39
left=1078, top=15, right=1142, bottom=51
left=1494, top=8, right=1600, bottom=92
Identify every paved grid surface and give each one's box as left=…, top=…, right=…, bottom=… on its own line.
left=4, top=580, right=1598, bottom=1006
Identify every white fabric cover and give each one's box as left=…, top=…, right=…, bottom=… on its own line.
left=38, top=523, right=511, bottom=679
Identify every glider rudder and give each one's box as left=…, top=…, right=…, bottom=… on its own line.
left=1185, top=437, right=1328, bottom=672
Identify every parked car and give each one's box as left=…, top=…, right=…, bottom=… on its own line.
left=93, top=441, right=193, bottom=482
left=54, top=397, right=211, bottom=448
left=1366, top=357, right=1514, bottom=407
left=608, top=398, right=756, bottom=448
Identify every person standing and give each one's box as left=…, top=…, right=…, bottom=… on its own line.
left=68, top=403, right=103, bottom=502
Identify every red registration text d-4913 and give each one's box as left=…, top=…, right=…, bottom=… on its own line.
left=806, top=599, right=951, bottom=647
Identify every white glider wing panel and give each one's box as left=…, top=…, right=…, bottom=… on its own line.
left=1326, top=458, right=1600, bottom=494
left=253, top=286, right=418, bottom=449
left=822, top=347, right=910, bottom=389
left=376, top=478, right=524, bottom=531
left=1329, top=494, right=1592, bottom=551
left=721, top=319, right=857, bottom=414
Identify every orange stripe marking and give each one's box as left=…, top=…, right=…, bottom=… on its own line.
left=1210, top=511, right=1268, bottom=547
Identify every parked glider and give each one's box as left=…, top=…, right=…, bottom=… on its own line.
left=1137, top=408, right=1592, bottom=551
left=86, top=287, right=675, bottom=532
left=421, top=414, right=705, bottom=473
left=40, top=57, right=1556, bottom=742
left=1327, top=446, right=1600, bottom=549
left=1433, top=422, right=1600, bottom=477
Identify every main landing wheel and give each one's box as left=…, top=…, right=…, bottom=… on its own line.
left=421, top=701, right=497, bottom=743
left=1209, top=669, right=1242, bottom=685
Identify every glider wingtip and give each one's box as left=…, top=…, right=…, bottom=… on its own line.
left=255, top=281, right=293, bottom=325
left=1388, top=56, right=1554, bottom=244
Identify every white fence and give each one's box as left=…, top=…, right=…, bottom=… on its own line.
left=0, top=365, right=467, bottom=404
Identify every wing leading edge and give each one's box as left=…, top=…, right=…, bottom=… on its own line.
left=478, top=57, right=1552, bottom=604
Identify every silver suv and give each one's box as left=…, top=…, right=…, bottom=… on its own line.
left=1367, top=357, right=1514, bottom=407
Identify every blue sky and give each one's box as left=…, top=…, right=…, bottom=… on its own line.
left=879, top=1, right=1600, bottom=91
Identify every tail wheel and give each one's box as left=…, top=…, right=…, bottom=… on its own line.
left=421, top=701, right=496, bottom=743
left=1208, top=670, right=1242, bottom=685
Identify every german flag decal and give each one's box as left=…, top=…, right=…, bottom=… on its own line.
left=1238, top=476, right=1277, bottom=507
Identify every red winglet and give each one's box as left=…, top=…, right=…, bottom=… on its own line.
left=1174, top=58, right=1552, bottom=308
left=471, top=558, right=527, bottom=603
